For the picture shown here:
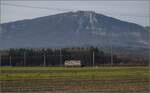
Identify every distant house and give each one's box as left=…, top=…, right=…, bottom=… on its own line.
left=65, top=60, right=81, bottom=67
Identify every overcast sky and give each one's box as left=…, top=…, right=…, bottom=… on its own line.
left=1, top=0, right=149, bottom=26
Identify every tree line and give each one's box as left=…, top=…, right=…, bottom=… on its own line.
left=0, top=47, right=148, bottom=66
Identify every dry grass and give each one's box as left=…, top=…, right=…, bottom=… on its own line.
left=0, top=66, right=149, bottom=93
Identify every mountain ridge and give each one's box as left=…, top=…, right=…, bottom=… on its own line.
left=0, top=11, right=149, bottom=49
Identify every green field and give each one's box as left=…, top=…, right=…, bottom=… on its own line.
left=0, top=66, right=149, bottom=93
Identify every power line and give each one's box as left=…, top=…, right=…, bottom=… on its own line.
left=1, top=3, right=149, bottom=18
left=1, top=3, right=73, bottom=12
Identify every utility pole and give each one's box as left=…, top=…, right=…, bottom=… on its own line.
left=110, top=28, right=113, bottom=67
left=59, top=48, right=62, bottom=66
left=43, top=52, right=46, bottom=66
left=111, top=45, right=113, bottom=66
left=9, top=55, right=12, bottom=66
left=0, top=52, right=1, bottom=67
left=92, top=51, right=95, bottom=68
left=24, top=51, right=26, bottom=66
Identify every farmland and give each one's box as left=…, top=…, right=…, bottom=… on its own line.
left=0, top=66, right=149, bottom=93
